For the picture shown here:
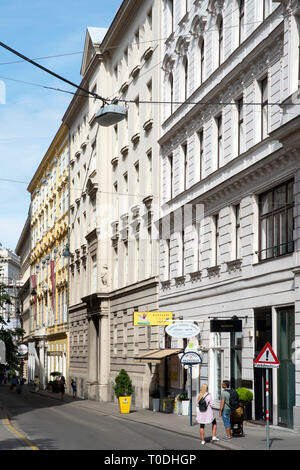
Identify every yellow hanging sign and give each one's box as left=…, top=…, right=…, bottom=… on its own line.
left=134, top=311, right=173, bottom=326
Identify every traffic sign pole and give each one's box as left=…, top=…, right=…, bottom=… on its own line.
left=254, top=343, right=280, bottom=451
left=189, top=365, right=193, bottom=427
left=266, top=369, right=270, bottom=450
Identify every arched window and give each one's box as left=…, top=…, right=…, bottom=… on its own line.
left=218, top=17, right=223, bottom=66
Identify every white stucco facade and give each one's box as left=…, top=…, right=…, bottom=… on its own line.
left=159, top=0, right=300, bottom=431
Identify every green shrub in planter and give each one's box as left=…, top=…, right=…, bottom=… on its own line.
left=178, top=391, right=189, bottom=401
left=113, top=369, right=133, bottom=398
left=236, top=387, right=253, bottom=402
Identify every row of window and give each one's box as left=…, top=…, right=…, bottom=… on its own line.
left=165, top=1, right=273, bottom=115
left=32, top=150, right=68, bottom=216
left=166, top=76, right=269, bottom=200
left=164, top=180, right=294, bottom=280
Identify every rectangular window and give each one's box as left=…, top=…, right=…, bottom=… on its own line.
left=123, top=172, right=128, bottom=193
left=259, top=180, right=294, bottom=260
left=181, top=229, right=185, bottom=275
left=168, top=154, right=173, bottom=199
left=124, top=241, right=128, bottom=285
left=237, top=98, right=244, bottom=155
left=239, top=0, right=245, bottom=45
left=147, top=150, right=152, bottom=194
left=214, top=214, right=220, bottom=266
left=167, top=239, right=171, bottom=280
left=134, top=161, right=139, bottom=188
left=263, top=0, right=270, bottom=20
left=234, top=204, right=241, bottom=259
left=167, top=0, right=174, bottom=35
left=182, top=142, right=188, bottom=191
left=217, top=115, right=222, bottom=169
left=198, top=130, right=204, bottom=181
left=260, top=77, right=268, bottom=140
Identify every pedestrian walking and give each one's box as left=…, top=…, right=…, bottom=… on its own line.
left=18, top=377, right=26, bottom=394
left=71, top=378, right=77, bottom=398
left=0, top=371, right=4, bottom=384
left=3, top=370, right=8, bottom=384
left=196, top=384, right=219, bottom=445
left=219, top=380, right=234, bottom=440
left=60, top=376, right=66, bottom=400
left=10, top=375, right=18, bottom=391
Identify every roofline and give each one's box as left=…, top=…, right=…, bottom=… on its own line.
left=15, top=213, right=31, bottom=255
left=100, top=0, right=141, bottom=53
left=27, top=123, right=69, bottom=194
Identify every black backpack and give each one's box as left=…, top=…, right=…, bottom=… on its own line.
left=225, top=389, right=239, bottom=410
left=198, top=394, right=208, bottom=412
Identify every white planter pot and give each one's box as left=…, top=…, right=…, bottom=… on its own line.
left=175, top=400, right=182, bottom=415
left=181, top=400, right=190, bottom=416
left=152, top=398, right=160, bottom=412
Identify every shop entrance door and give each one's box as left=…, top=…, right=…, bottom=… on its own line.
left=254, top=308, right=273, bottom=422
left=230, top=332, right=242, bottom=389
left=277, top=307, right=295, bottom=429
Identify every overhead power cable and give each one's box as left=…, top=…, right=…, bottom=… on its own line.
left=0, top=40, right=107, bottom=104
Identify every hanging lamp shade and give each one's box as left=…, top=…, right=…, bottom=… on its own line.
left=95, top=104, right=127, bottom=127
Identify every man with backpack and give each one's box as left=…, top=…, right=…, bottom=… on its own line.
left=219, top=380, right=239, bottom=440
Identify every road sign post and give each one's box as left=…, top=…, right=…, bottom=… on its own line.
left=254, top=342, right=280, bottom=450
left=180, top=351, right=202, bottom=426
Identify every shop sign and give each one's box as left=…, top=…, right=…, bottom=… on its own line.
left=210, top=319, right=242, bottom=332
left=134, top=311, right=173, bottom=326
left=166, top=322, right=200, bottom=339
left=180, top=351, right=202, bottom=365
left=48, top=351, right=63, bottom=357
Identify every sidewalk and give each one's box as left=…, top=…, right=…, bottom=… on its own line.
left=32, top=389, right=300, bottom=450
left=0, top=407, right=32, bottom=450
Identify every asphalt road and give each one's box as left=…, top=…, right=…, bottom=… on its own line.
left=0, top=385, right=207, bottom=451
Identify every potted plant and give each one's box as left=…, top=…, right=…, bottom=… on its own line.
left=150, top=389, right=160, bottom=412
left=113, top=369, right=133, bottom=414
left=178, top=391, right=189, bottom=416
left=236, top=387, right=253, bottom=420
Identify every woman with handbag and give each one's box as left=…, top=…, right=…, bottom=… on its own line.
left=196, top=384, right=219, bottom=445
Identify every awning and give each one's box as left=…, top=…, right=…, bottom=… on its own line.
left=134, top=348, right=183, bottom=364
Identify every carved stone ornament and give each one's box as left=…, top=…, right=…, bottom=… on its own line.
left=207, top=0, right=225, bottom=15
left=275, top=0, right=300, bottom=16
left=101, top=265, right=108, bottom=286
left=162, top=53, right=176, bottom=73
left=190, top=15, right=207, bottom=37
left=175, top=36, right=191, bottom=56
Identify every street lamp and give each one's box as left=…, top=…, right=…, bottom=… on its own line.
left=95, top=104, right=127, bottom=127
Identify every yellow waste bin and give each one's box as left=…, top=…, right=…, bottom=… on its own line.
left=118, top=396, right=132, bottom=414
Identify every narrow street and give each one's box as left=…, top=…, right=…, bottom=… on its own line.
left=0, top=385, right=208, bottom=451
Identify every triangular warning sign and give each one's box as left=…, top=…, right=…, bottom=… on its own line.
left=254, top=342, right=280, bottom=368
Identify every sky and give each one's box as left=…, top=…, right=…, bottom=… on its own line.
left=0, top=0, right=122, bottom=252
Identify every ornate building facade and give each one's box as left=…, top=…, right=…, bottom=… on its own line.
left=28, top=124, right=69, bottom=388
left=159, top=0, right=300, bottom=431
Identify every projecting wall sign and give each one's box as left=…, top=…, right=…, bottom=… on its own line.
left=166, top=322, right=200, bottom=339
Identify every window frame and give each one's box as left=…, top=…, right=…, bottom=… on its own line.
left=258, top=180, right=294, bottom=261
